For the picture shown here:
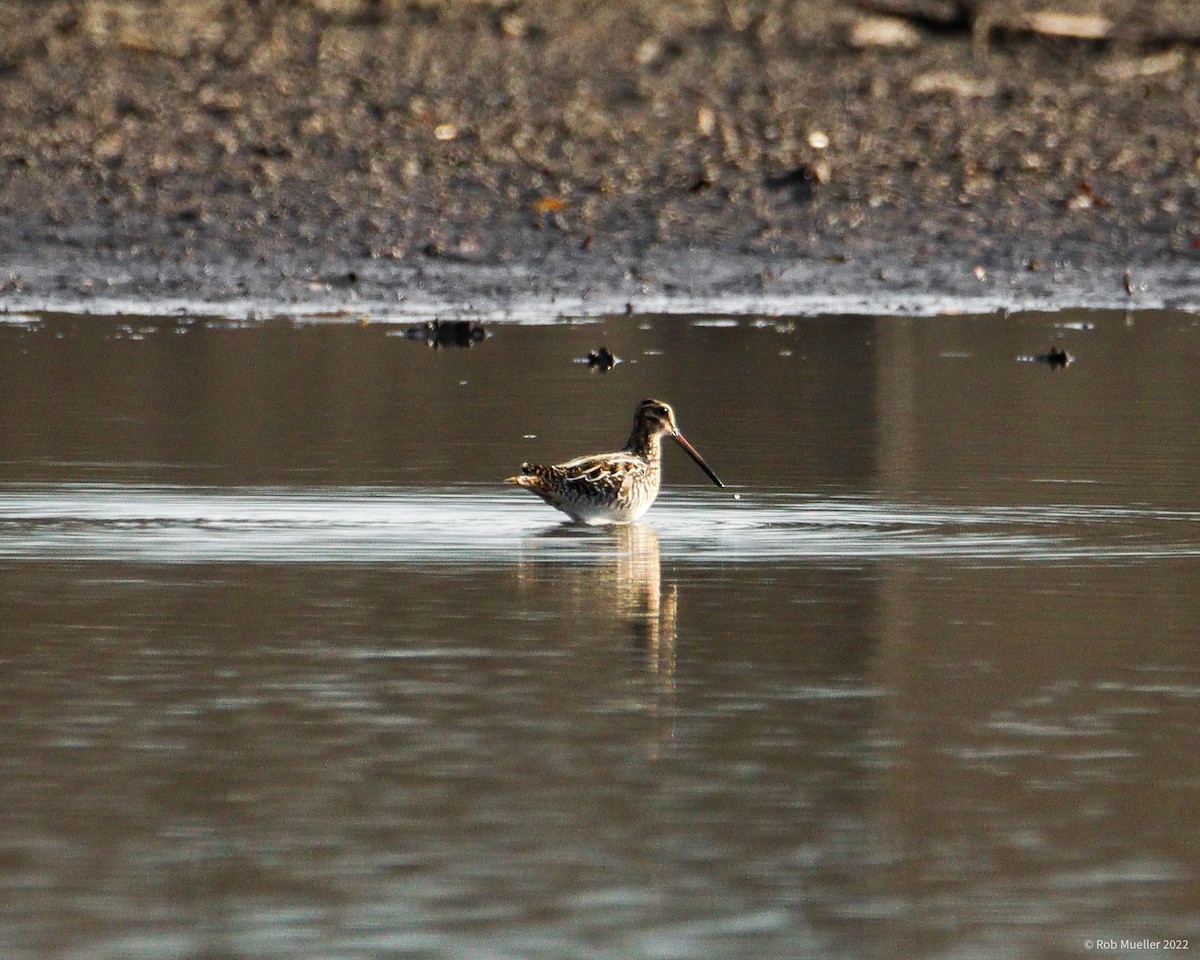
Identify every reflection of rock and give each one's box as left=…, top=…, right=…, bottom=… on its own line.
left=403, top=319, right=488, bottom=349
left=1017, top=345, right=1073, bottom=369
left=577, top=346, right=619, bottom=372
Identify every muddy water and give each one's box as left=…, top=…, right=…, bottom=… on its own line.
left=0, top=311, right=1198, bottom=959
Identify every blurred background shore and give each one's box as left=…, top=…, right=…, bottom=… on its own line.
left=2, top=0, right=1199, bottom=313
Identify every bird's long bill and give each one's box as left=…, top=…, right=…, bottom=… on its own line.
left=672, top=430, right=725, bottom=488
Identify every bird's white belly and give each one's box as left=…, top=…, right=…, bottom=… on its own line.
left=561, top=498, right=652, bottom=525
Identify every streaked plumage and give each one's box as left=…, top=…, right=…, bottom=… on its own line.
left=506, top=398, right=723, bottom=524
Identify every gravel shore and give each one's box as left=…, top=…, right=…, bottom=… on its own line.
left=2, top=0, right=1200, bottom=317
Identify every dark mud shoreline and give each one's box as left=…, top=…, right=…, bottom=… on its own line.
left=2, top=0, right=1200, bottom=318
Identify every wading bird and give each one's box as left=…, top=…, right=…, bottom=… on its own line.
left=506, top=398, right=724, bottom=524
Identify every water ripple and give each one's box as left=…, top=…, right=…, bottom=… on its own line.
left=0, top=484, right=1197, bottom=565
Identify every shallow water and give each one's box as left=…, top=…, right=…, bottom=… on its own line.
left=1, top=310, right=1198, bottom=959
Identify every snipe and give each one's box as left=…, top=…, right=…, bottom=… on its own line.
left=506, top=398, right=724, bottom=524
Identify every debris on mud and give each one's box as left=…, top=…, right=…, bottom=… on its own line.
left=0, top=0, right=1198, bottom=314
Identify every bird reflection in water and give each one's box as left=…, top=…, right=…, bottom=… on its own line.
left=516, top=523, right=678, bottom=753
left=609, top=524, right=677, bottom=722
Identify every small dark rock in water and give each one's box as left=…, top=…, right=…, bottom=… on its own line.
left=579, top=346, right=619, bottom=372
left=405, top=318, right=488, bottom=349
left=1018, top=345, right=1073, bottom=368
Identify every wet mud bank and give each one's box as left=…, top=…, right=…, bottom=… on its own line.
left=2, top=0, right=1200, bottom=318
